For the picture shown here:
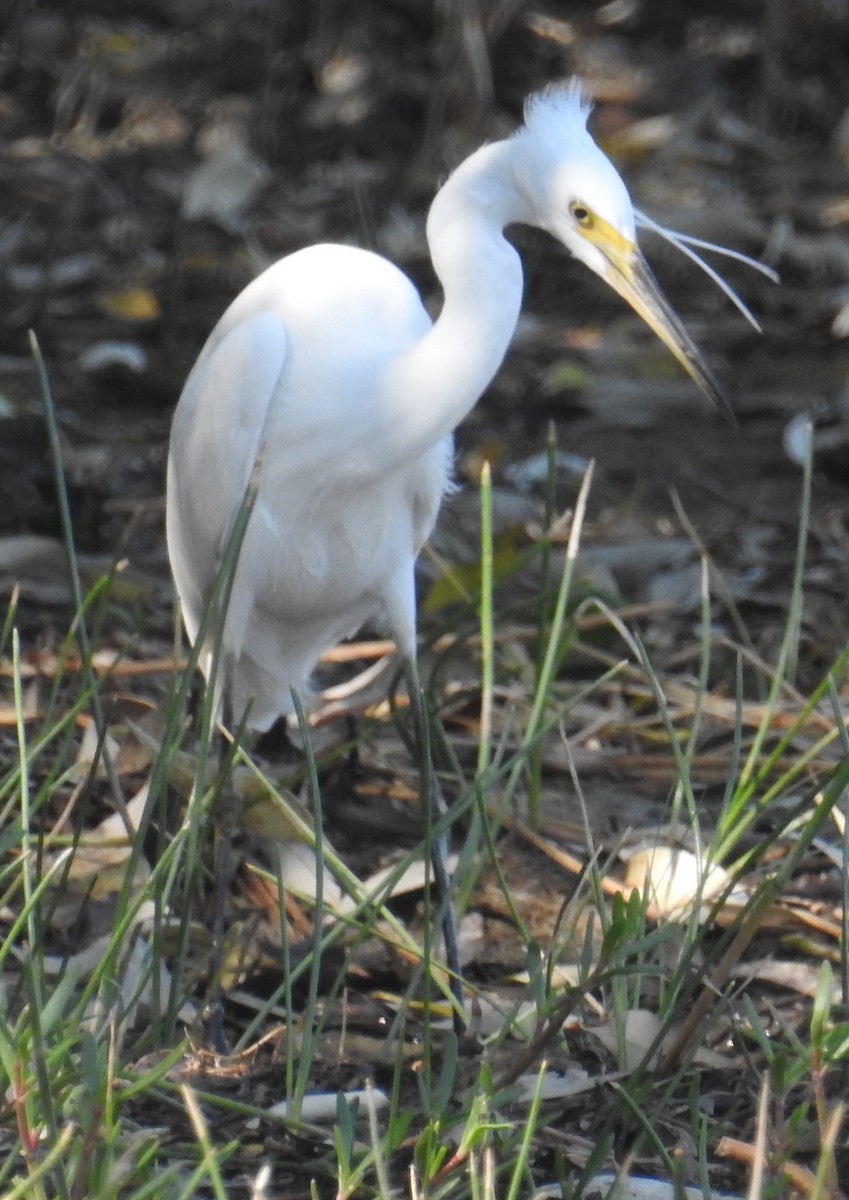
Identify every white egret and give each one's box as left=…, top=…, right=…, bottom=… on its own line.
left=166, top=81, right=735, bottom=1015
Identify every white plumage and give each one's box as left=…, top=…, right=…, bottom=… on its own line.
left=167, top=81, right=723, bottom=729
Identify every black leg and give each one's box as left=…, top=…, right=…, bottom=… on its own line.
left=206, top=694, right=242, bottom=1053
left=403, top=659, right=466, bottom=1033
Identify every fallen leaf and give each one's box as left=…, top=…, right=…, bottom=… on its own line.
left=593, top=1008, right=728, bottom=1071
left=97, top=286, right=161, bottom=322
left=623, top=845, right=739, bottom=921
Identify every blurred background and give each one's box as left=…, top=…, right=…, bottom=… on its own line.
left=2, top=0, right=849, bottom=677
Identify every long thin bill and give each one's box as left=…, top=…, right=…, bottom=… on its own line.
left=603, top=248, right=738, bottom=426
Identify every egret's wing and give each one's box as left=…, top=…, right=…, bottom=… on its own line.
left=166, top=310, right=288, bottom=648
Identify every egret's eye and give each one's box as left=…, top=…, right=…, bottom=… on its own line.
left=569, top=201, right=593, bottom=227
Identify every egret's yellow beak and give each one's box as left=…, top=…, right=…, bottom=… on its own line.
left=582, top=216, right=737, bottom=425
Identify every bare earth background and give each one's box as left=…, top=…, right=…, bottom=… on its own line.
left=2, top=1, right=849, bottom=679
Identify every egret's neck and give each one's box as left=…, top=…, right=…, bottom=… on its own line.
left=380, top=138, right=530, bottom=465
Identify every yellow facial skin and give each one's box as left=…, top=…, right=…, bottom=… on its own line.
left=573, top=205, right=737, bottom=425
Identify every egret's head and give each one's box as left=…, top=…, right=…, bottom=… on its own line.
left=512, top=82, right=734, bottom=421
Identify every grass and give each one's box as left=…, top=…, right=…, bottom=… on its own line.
left=0, top=370, right=848, bottom=1199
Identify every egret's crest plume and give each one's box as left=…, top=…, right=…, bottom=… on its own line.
left=522, top=80, right=592, bottom=140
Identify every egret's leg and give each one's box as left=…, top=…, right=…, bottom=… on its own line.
left=403, top=657, right=466, bottom=1032
left=206, top=693, right=241, bottom=1053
